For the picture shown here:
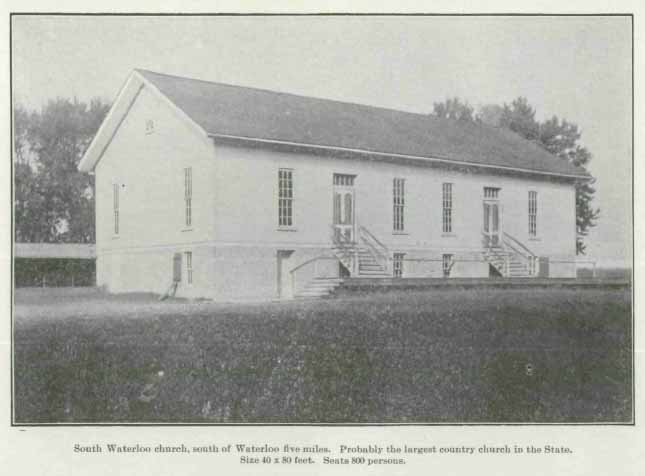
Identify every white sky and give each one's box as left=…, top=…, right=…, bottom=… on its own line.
left=11, top=15, right=632, bottom=266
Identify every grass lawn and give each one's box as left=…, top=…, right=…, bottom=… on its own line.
left=13, top=286, right=632, bottom=423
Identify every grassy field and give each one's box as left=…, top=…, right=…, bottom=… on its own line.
left=14, top=286, right=632, bottom=423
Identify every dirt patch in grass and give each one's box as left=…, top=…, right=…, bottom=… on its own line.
left=13, top=287, right=632, bottom=423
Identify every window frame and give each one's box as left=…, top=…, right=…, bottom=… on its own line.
left=393, top=252, right=405, bottom=278
left=442, top=183, right=453, bottom=234
left=484, top=187, right=500, bottom=200
left=278, top=168, right=295, bottom=229
left=113, top=183, right=119, bottom=236
left=528, top=190, right=538, bottom=238
left=393, top=178, right=405, bottom=232
left=184, top=167, right=192, bottom=228
left=185, top=251, right=193, bottom=285
left=333, top=173, right=355, bottom=187
left=442, top=253, right=454, bottom=278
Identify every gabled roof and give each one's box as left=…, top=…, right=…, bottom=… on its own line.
left=80, top=69, right=590, bottom=179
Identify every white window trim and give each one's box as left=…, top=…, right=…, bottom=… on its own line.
left=528, top=190, right=538, bottom=239
left=442, top=253, right=454, bottom=278
left=393, top=252, right=405, bottom=278
left=185, top=251, right=193, bottom=285
left=278, top=168, right=295, bottom=230
left=112, top=183, right=120, bottom=237
left=184, top=167, right=193, bottom=230
left=393, top=178, right=405, bottom=232
left=442, top=183, right=453, bottom=234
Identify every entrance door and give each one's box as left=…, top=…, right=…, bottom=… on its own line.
left=277, top=250, right=294, bottom=299
left=483, top=201, right=501, bottom=248
left=172, top=253, right=182, bottom=282
left=333, top=174, right=356, bottom=243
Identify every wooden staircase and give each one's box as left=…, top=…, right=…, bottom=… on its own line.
left=483, top=233, right=538, bottom=278
left=294, top=226, right=390, bottom=299
left=483, top=248, right=532, bottom=277
left=294, top=277, right=343, bottom=299
left=357, top=247, right=389, bottom=276
left=329, top=225, right=390, bottom=278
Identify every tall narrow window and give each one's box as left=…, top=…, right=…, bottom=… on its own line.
left=393, top=178, right=405, bottom=232
left=442, top=254, right=454, bottom=278
left=184, top=167, right=192, bottom=227
left=113, top=183, right=119, bottom=235
left=528, top=191, right=538, bottom=237
left=393, top=253, right=405, bottom=278
left=278, top=169, right=294, bottom=227
left=185, top=251, right=193, bottom=284
left=442, top=183, right=453, bottom=233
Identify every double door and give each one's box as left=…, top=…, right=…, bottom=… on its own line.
left=483, top=201, right=501, bottom=247
left=333, top=175, right=356, bottom=242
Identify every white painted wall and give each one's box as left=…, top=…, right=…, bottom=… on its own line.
left=213, top=144, right=577, bottom=261
left=95, top=84, right=217, bottom=295
left=93, top=88, right=577, bottom=300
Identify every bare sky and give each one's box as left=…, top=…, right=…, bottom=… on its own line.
left=11, top=15, right=632, bottom=265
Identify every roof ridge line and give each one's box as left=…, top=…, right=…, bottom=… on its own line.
left=134, top=68, right=447, bottom=120
left=134, top=69, right=562, bottom=155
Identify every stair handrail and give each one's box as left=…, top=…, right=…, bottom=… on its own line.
left=502, top=232, right=539, bottom=276
left=330, top=225, right=357, bottom=274
left=502, top=232, right=536, bottom=259
left=358, top=225, right=389, bottom=272
left=359, top=226, right=389, bottom=260
left=330, top=224, right=357, bottom=247
left=363, top=239, right=388, bottom=268
left=481, top=231, right=509, bottom=277
left=289, top=255, right=342, bottom=297
left=289, top=254, right=340, bottom=277
left=481, top=231, right=509, bottom=252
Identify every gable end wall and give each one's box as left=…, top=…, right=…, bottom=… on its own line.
left=94, top=85, right=217, bottom=295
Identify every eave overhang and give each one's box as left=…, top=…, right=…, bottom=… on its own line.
left=208, top=133, right=592, bottom=182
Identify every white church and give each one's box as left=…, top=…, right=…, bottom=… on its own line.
left=78, top=69, right=589, bottom=300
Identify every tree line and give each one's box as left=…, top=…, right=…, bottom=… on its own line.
left=13, top=95, right=598, bottom=253
left=432, top=97, right=599, bottom=254
left=14, top=98, right=109, bottom=243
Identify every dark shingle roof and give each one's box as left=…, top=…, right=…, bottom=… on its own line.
left=137, top=69, right=589, bottom=178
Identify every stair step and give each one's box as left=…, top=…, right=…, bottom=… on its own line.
left=297, top=289, right=331, bottom=295
left=303, top=281, right=340, bottom=287
left=305, top=283, right=338, bottom=291
left=295, top=276, right=345, bottom=299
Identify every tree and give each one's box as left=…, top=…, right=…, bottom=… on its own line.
left=433, top=97, right=475, bottom=122
left=13, top=98, right=110, bottom=243
left=498, top=98, right=599, bottom=254
left=433, top=96, right=599, bottom=254
left=476, top=104, right=504, bottom=127
left=498, top=97, right=540, bottom=141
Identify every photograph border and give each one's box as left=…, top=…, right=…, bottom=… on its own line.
left=8, top=11, right=635, bottom=427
